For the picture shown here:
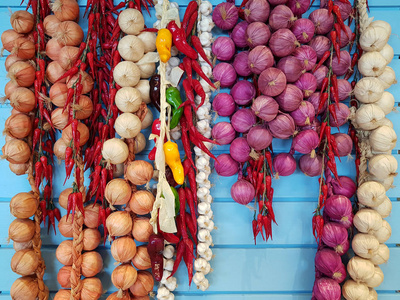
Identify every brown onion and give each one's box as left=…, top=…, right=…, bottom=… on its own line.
left=112, top=264, right=138, bottom=296
left=46, top=38, right=63, bottom=61
left=54, top=289, right=71, bottom=300
left=107, top=291, right=132, bottom=300
left=10, top=192, right=38, bottom=219
left=105, top=179, right=132, bottom=206
left=81, top=251, right=103, bottom=277
left=51, top=108, right=69, bottom=130
left=8, top=61, right=35, bottom=87
left=132, top=245, right=151, bottom=270
left=9, top=87, right=35, bottom=113
left=125, top=160, right=154, bottom=185
left=1, top=29, right=23, bottom=52
left=129, top=190, right=155, bottom=215
left=54, top=138, right=68, bottom=161
left=4, top=81, right=19, bottom=101
left=9, top=162, right=29, bottom=175
left=2, top=139, right=31, bottom=164
left=13, top=240, right=33, bottom=251
left=4, top=113, right=32, bottom=139
left=5, top=55, right=24, bottom=71
left=9, top=218, right=35, bottom=243
left=11, top=38, right=35, bottom=59
left=72, top=95, right=93, bottom=119
left=44, top=15, right=61, bottom=36
left=106, top=211, right=133, bottom=237
left=57, top=266, right=72, bottom=288
left=84, top=203, right=101, bottom=229
left=67, top=71, right=94, bottom=94
left=55, top=21, right=84, bottom=46
left=81, top=277, right=103, bottom=300
left=56, top=240, right=73, bottom=265
left=62, top=121, right=90, bottom=146
left=58, top=215, right=73, bottom=237
left=129, top=270, right=154, bottom=297
left=111, top=236, right=137, bottom=263
left=10, top=11, right=34, bottom=33
left=10, top=276, right=39, bottom=300
left=50, top=83, right=68, bottom=107
left=11, top=249, right=39, bottom=275
left=59, top=188, right=73, bottom=210
left=132, top=217, right=154, bottom=243
left=58, top=46, right=80, bottom=70
left=51, top=0, right=80, bottom=21
left=83, top=228, right=102, bottom=251
left=46, top=61, right=67, bottom=84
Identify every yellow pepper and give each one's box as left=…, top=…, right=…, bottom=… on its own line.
left=163, top=141, right=184, bottom=185
left=156, top=28, right=172, bottom=63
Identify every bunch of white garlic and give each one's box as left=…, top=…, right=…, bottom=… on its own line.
left=191, top=0, right=215, bottom=291
left=343, top=10, right=396, bottom=299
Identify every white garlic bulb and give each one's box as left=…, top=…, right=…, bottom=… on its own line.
left=377, top=66, right=397, bottom=89
left=379, top=44, right=394, bottom=64
left=201, top=248, right=213, bottom=261
left=164, top=276, right=177, bottom=291
left=369, top=174, right=395, bottom=191
left=193, top=271, right=205, bottom=286
left=198, top=278, right=210, bottom=291
left=198, top=202, right=211, bottom=215
left=164, top=258, right=174, bottom=272
left=371, top=244, right=390, bottom=265
left=343, top=280, right=369, bottom=300
left=102, top=138, right=129, bottom=165
left=352, top=233, right=380, bottom=259
left=372, top=196, right=392, bottom=218
left=163, top=245, right=175, bottom=259
left=354, top=78, right=385, bottom=104
left=380, top=118, right=394, bottom=128
left=347, top=256, right=375, bottom=283
left=367, top=288, right=378, bottom=300
left=369, top=125, right=397, bottom=153
left=370, top=20, right=391, bottom=35
left=194, top=258, right=208, bottom=272
left=358, top=51, right=387, bottom=77
left=373, top=92, right=395, bottom=115
left=357, top=181, right=387, bottom=207
left=157, top=286, right=170, bottom=298
left=373, top=219, right=392, bottom=243
left=353, top=209, right=383, bottom=234
left=364, top=266, right=384, bottom=288
left=196, top=242, right=209, bottom=256
left=368, top=154, right=398, bottom=179
left=355, top=104, right=385, bottom=131
left=199, top=1, right=212, bottom=16
left=360, top=26, right=390, bottom=51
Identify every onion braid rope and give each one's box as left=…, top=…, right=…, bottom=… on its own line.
left=192, top=0, right=214, bottom=291
left=342, top=1, right=396, bottom=296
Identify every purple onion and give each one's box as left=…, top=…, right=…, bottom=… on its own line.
left=212, top=93, right=236, bottom=117
left=301, top=118, right=321, bottom=134
left=333, top=133, right=353, bottom=157
left=247, top=125, right=272, bottom=151
left=292, top=129, right=319, bottom=155
left=269, top=28, right=300, bottom=57
left=273, top=153, right=297, bottom=176
left=211, top=122, right=236, bottom=145
left=246, top=21, right=271, bottom=48
left=324, top=195, right=352, bottom=224
left=277, top=56, right=303, bottom=83
left=331, top=176, right=356, bottom=198
left=313, top=278, right=341, bottom=300
left=212, top=36, right=236, bottom=61
left=215, top=153, right=240, bottom=177
left=275, top=84, right=303, bottom=112
left=213, top=63, right=237, bottom=88
left=292, top=45, right=317, bottom=72
left=290, top=101, right=315, bottom=126
left=299, top=153, right=322, bottom=177
left=244, top=0, right=270, bottom=23
left=294, top=73, right=317, bottom=98
left=309, top=36, right=332, bottom=60
left=248, top=46, right=274, bottom=74
left=269, top=0, right=288, bottom=5
left=251, top=95, right=279, bottom=121
left=331, top=51, right=351, bottom=76
left=231, top=21, right=249, bottom=48
left=231, top=80, right=256, bottom=106
left=291, top=18, right=315, bottom=43
left=321, top=222, right=348, bottom=255
left=233, top=51, right=252, bottom=77
left=329, top=103, right=350, bottom=127
left=334, top=0, right=352, bottom=21
left=212, top=2, right=239, bottom=30
left=315, top=250, right=346, bottom=283
left=287, top=0, right=310, bottom=16
left=308, top=92, right=327, bottom=115
left=231, top=108, right=256, bottom=133
left=231, top=179, right=255, bottom=205
left=258, top=67, right=287, bottom=97
left=268, top=113, right=296, bottom=139
left=338, top=25, right=353, bottom=48
left=309, top=9, right=334, bottom=35
left=314, top=65, right=329, bottom=89
left=269, top=5, right=297, bottom=31
left=230, top=137, right=251, bottom=162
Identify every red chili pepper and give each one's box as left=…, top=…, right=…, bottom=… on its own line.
left=191, top=59, right=216, bottom=89
left=32, top=128, right=41, bottom=150
left=182, top=1, right=198, bottom=32
left=167, top=21, right=198, bottom=60
left=252, top=219, right=259, bottom=244
left=183, top=239, right=195, bottom=286
left=185, top=11, right=198, bottom=39
left=64, top=160, right=74, bottom=184
left=185, top=187, right=197, bottom=237
left=313, top=51, right=331, bottom=73
left=47, top=209, right=56, bottom=234
left=182, top=79, right=196, bottom=109
left=262, top=215, right=272, bottom=241
left=349, top=32, right=356, bottom=52
left=312, top=214, right=324, bottom=243
left=63, top=88, right=75, bottom=113
left=331, top=31, right=340, bottom=62
left=183, top=57, right=193, bottom=85
left=320, top=77, right=329, bottom=94
left=160, top=231, right=180, bottom=244
left=318, top=92, right=329, bottom=114
left=330, top=135, right=341, bottom=160
left=40, top=200, right=47, bottom=225
left=191, top=35, right=212, bottom=67
left=330, top=86, right=339, bottom=107
left=170, top=240, right=185, bottom=277
left=185, top=212, right=198, bottom=245
left=334, top=23, right=341, bottom=44
left=42, top=109, right=54, bottom=130
left=257, top=213, right=265, bottom=240
left=179, top=188, right=191, bottom=249
left=333, top=5, right=348, bottom=37
left=35, top=161, right=43, bottom=189
left=54, top=207, right=61, bottom=222
left=56, top=66, right=79, bottom=83
left=191, top=79, right=206, bottom=109
left=328, top=0, right=333, bottom=14
left=329, top=104, right=338, bottom=125
left=75, top=192, right=85, bottom=216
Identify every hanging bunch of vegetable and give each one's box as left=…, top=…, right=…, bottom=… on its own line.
left=341, top=1, right=397, bottom=298
left=2, top=2, right=51, bottom=298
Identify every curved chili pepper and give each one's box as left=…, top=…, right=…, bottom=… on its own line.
left=191, top=59, right=216, bottom=89
left=182, top=1, right=198, bottom=32
left=191, top=35, right=213, bottom=67
left=167, top=21, right=198, bottom=60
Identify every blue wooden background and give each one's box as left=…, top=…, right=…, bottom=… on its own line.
left=0, top=0, right=399, bottom=299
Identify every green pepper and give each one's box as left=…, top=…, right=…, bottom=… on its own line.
left=170, top=186, right=180, bottom=215
left=166, top=87, right=183, bottom=129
